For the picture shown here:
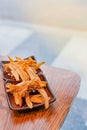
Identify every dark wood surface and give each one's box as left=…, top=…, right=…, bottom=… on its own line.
left=0, top=57, right=80, bottom=130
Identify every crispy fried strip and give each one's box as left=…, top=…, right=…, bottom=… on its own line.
left=33, top=61, right=45, bottom=70
left=11, top=70, right=19, bottom=81
left=26, top=67, right=40, bottom=80
left=30, top=94, right=50, bottom=104
left=8, top=64, right=20, bottom=81
left=6, top=83, right=28, bottom=93
left=7, top=56, right=14, bottom=62
left=13, top=92, right=22, bottom=107
left=25, top=57, right=36, bottom=65
left=15, top=56, right=22, bottom=61
left=25, top=92, right=33, bottom=108
left=37, top=88, right=49, bottom=109
left=16, top=68, right=29, bottom=81
left=30, top=94, right=45, bottom=103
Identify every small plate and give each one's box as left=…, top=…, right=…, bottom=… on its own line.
left=0, top=56, right=56, bottom=111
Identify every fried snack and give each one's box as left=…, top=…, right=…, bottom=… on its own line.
left=25, top=92, right=33, bottom=108
left=37, top=88, right=49, bottom=109
left=13, top=92, right=22, bottom=107
left=4, top=56, right=49, bottom=109
left=6, top=79, right=47, bottom=92
left=30, top=94, right=45, bottom=103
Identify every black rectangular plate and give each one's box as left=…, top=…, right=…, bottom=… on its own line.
left=0, top=56, right=56, bottom=111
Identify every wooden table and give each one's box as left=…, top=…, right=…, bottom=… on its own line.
left=0, top=57, right=80, bottom=130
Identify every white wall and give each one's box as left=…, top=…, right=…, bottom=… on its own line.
left=0, top=0, right=87, bottom=30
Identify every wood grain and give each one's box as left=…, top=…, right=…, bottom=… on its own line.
left=0, top=57, right=80, bottom=130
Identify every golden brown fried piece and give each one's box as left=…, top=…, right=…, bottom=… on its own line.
left=37, top=88, right=49, bottom=109
left=13, top=92, right=22, bottom=107
left=6, top=79, right=47, bottom=93
left=32, top=61, right=45, bottom=70
left=25, top=92, right=33, bottom=108
left=30, top=94, right=45, bottom=103
left=4, top=56, right=49, bottom=109
left=6, top=83, right=28, bottom=93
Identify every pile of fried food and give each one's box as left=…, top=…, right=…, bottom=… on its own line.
left=3, top=56, right=50, bottom=109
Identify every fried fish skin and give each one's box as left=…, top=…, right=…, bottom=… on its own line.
left=30, top=94, right=45, bottom=103
left=13, top=92, right=22, bottom=107
left=25, top=92, right=33, bottom=108
left=37, top=88, right=49, bottom=109
left=5, top=56, right=49, bottom=109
